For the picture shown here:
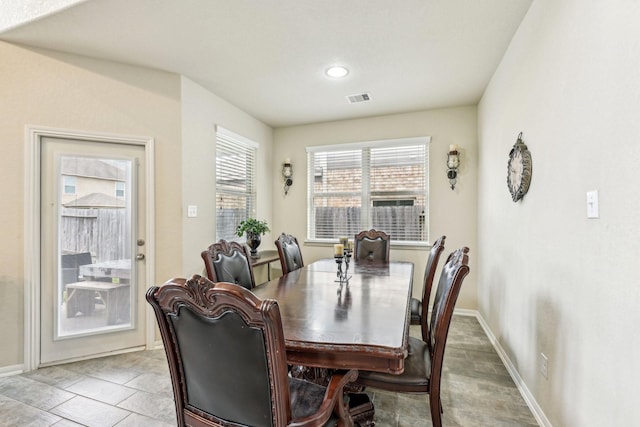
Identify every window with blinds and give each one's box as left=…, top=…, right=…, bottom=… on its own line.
left=215, top=126, right=258, bottom=241
left=307, top=137, right=429, bottom=243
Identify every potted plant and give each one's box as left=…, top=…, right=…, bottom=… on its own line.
left=236, top=218, right=270, bottom=257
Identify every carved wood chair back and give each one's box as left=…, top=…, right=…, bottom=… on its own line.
left=201, top=240, right=256, bottom=289
left=353, top=229, right=391, bottom=262
left=275, top=233, right=304, bottom=275
left=146, top=276, right=357, bottom=427
left=410, top=236, right=446, bottom=343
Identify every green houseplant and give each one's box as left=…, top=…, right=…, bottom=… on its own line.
left=236, top=218, right=270, bottom=257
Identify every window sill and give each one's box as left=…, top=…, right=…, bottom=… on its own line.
left=303, top=239, right=429, bottom=251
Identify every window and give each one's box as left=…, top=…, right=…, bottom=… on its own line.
left=63, top=176, right=76, bottom=195
left=215, top=126, right=258, bottom=241
left=115, top=181, right=125, bottom=198
left=307, top=137, right=429, bottom=244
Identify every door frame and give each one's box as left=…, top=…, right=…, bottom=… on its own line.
left=24, top=125, right=156, bottom=371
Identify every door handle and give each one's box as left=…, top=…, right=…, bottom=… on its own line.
left=135, top=253, right=145, bottom=261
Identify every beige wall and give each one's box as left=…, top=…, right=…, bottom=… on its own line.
left=0, top=42, right=183, bottom=368
left=272, top=106, right=478, bottom=309
left=180, top=77, right=274, bottom=278
left=478, top=0, right=640, bottom=425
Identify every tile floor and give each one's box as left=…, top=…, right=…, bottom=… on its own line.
left=0, top=315, right=539, bottom=426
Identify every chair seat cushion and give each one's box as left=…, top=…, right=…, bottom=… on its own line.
left=357, top=337, right=431, bottom=391
left=410, top=297, right=421, bottom=325
left=289, top=377, right=330, bottom=420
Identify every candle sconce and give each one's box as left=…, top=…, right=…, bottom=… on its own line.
left=282, top=159, right=293, bottom=195
left=447, top=144, right=460, bottom=190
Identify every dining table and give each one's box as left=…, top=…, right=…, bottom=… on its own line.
left=251, top=257, right=413, bottom=424
left=251, top=257, right=414, bottom=374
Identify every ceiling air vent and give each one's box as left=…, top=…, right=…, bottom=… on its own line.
left=347, top=92, right=372, bottom=103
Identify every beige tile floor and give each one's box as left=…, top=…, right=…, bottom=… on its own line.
left=0, top=316, right=538, bottom=426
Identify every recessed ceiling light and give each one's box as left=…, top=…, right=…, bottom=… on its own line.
left=325, top=65, right=349, bottom=78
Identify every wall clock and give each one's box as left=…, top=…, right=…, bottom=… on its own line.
left=507, top=132, right=532, bottom=202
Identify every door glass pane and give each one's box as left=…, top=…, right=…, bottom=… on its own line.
left=57, top=156, right=134, bottom=338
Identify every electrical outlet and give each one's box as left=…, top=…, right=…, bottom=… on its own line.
left=187, top=205, right=198, bottom=218
left=540, top=353, right=548, bottom=379
left=586, top=190, right=599, bottom=218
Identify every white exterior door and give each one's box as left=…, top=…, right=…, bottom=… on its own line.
left=39, top=135, right=148, bottom=365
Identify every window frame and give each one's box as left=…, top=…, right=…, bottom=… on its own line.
left=215, top=126, right=259, bottom=242
left=306, top=136, right=430, bottom=246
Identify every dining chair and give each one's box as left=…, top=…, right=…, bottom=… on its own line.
left=201, top=239, right=256, bottom=289
left=355, top=247, right=470, bottom=427
left=410, top=236, right=446, bottom=343
left=147, top=276, right=358, bottom=427
left=353, top=229, right=390, bottom=262
left=61, top=251, right=93, bottom=304
left=275, top=232, right=304, bottom=274
left=61, top=251, right=93, bottom=285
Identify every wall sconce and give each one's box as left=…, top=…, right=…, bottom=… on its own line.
left=447, top=144, right=460, bottom=190
left=282, top=158, right=293, bottom=195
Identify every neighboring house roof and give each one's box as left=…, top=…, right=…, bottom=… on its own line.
left=63, top=192, right=125, bottom=208
left=61, top=157, right=125, bottom=181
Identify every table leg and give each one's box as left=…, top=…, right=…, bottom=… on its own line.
left=290, top=365, right=376, bottom=426
left=348, top=393, right=375, bottom=426
left=105, top=286, right=131, bottom=325
left=66, top=288, right=77, bottom=318
left=66, top=288, right=95, bottom=317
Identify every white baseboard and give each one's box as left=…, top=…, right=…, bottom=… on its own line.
left=0, top=364, right=24, bottom=378
left=473, top=311, right=552, bottom=427
left=453, top=308, right=477, bottom=317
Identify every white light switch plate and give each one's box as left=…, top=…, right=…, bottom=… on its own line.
left=586, top=190, right=599, bottom=218
left=187, top=205, right=198, bottom=218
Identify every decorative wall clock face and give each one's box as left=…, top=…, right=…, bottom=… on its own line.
left=507, top=132, right=532, bottom=202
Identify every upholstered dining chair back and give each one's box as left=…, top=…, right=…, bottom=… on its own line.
left=411, top=236, right=446, bottom=343
left=355, top=247, right=470, bottom=427
left=354, top=229, right=390, bottom=262
left=275, top=233, right=304, bottom=274
left=429, top=247, right=470, bottom=355
left=201, top=240, right=256, bottom=289
left=146, top=276, right=357, bottom=427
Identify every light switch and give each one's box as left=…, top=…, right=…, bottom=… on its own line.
left=187, top=205, right=198, bottom=218
left=586, top=190, right=599, bottom=219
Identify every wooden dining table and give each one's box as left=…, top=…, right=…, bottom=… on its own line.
left=251, top=258, right=414, bottom=375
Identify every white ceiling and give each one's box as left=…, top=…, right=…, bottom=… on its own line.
left=0, top=0, right=532, bottom=128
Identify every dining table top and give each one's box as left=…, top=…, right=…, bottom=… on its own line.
left=251, top=258, right=414, bottom=374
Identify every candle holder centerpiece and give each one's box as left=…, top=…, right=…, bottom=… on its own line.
left=334, top=237, right=353, bottom=288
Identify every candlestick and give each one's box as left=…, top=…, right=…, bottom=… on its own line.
left=335, top=245, right=351, bottom=287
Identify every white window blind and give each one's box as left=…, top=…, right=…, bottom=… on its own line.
left=215, top=126, right=258, bottom=241
left=307, top=137, right=429, bottom=243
